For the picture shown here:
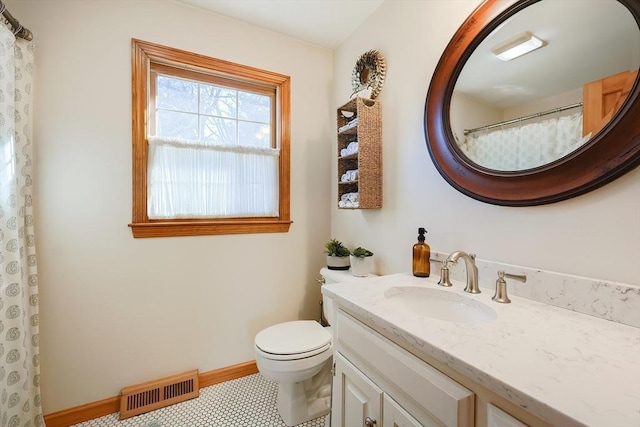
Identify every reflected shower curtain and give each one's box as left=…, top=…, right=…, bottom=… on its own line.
left=462, top=112, right=586, bottom=171
left=0, top=24, right=43, bottom=426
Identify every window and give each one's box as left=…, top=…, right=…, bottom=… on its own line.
left=130, top=39, right=291, bottom=237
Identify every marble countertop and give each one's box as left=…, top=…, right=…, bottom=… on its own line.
left=321, top=273, right=640, bottom=427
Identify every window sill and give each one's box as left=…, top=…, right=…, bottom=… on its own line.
left=129, top=219, right=292, bottom=238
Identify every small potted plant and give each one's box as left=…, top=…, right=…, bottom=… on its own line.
left=324, top=238, right=351, bottom=270
left=350, top=247, right=374, bottom=277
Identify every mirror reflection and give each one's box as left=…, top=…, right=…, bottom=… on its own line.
left=450, top=0, right=640, bottom=172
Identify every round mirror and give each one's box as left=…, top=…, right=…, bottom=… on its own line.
left=425, top=0, right=640, bottom=206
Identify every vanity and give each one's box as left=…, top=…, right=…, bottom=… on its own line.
left=322, top=272, right=640, bottom=427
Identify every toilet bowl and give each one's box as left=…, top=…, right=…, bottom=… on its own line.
left=254, top=268, right=374, bottom=426
left=255, top=320, right=333, bottom=426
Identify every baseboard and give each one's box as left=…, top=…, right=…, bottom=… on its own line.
left=43, top=360, right=258, bottom=427
left=199, top=360, right=258, bottom=388
left=43, top=396, right=120, bottom=427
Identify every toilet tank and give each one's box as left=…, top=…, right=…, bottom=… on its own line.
left=320, top=267, right=376, bottom=327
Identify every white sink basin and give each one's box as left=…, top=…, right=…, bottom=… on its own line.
left=383, top=286, right=497, bottom=323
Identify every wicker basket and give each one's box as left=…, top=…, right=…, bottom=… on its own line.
left=337, top=97, right=382, bottom=209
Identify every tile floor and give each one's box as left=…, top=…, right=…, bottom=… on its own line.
left=72, top=373, right=328, bottom=427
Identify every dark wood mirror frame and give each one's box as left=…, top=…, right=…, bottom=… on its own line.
left=424, top=0, right=640, bottom=206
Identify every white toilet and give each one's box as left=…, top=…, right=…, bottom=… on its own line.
left=254, top=267, right=372, bottom=426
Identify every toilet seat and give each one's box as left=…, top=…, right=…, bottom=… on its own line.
left=255, top=320, right=331, bottom=361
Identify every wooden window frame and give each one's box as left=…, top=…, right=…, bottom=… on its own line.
left=130, top=39, right=291, bottom=238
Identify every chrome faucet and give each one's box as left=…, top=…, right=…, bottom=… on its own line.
left=445, top=251, right=480, bottom=294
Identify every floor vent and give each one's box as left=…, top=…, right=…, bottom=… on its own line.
left=119, top=370, right=199, bottom=420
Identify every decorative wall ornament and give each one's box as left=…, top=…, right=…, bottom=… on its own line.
left=351, top=50, right=386, bottom=99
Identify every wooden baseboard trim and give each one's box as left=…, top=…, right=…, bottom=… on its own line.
left=43, top=396, right=120, bottom=427
left=199, top=360, right=258, bottom=388
left=43, top=360, right=258, bottom=427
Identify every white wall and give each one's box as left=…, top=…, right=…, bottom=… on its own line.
left=450, top=92, right=502, bottom=143
left=7, top=0, right=333, bottom=414
left=332, top=0, right=640, bottom=285
left=504, top=88, right=583, bottom=121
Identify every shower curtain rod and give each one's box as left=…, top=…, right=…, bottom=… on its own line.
left=0, top=1, right=32, bottom=41
left=463, top=102, right=583, bottom=135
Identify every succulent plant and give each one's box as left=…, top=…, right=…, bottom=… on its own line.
left=324, top=238, right=351, bottom=257
left=351, top=247, right=373, bottom=257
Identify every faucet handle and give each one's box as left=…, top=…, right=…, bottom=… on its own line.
left=501, top=271, right=526, bottom=283
left=492, top=271, right=526, bottom=303
left=438, top=260, right=453, bottom=287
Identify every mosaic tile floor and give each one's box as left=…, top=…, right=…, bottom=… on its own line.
left=72, top=373, right=328, bottom=427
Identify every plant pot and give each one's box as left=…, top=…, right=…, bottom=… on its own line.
left=350, top=255, right=373, bottom=277
left=327, top=255, right=350, bottom=270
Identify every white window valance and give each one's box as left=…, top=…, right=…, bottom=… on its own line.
left=147, top=136, right=279, bottom=219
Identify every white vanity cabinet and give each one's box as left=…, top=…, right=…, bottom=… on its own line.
left=331, top=311, right=474, bottom=427
left=323, top=272, right=639, bottom=427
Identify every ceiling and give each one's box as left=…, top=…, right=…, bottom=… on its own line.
left=173, top=0, right=639, bottom=110
left=172, top=0, right=385, bottom=48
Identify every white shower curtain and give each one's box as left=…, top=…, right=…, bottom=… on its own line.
left=462, top=112, right=587, bottom=171
left=0, top=24, right=43, bottom=427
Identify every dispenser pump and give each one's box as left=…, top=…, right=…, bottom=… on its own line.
left=412, top=227, right=431, bottom=277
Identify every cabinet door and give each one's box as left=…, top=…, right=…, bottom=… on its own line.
left=383, top=394, right=423, bottom=427
left=332, top=353, right=383, bottom=427
left=487, top=404, right=529, bottom=427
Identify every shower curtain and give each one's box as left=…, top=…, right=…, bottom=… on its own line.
left=0, top=23, right=44, bottom=427
left=462, top=112, right=586, bottom=171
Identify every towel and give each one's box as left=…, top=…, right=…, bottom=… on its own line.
left=341, top=192, right=359, bottom=203
left=339, top=195, right=359, bottom=208
left=340, top=170, right=358, bottom=182
left=338, top=118, right=358, bottom=133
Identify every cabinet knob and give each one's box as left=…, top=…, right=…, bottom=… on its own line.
left=365, top=416, right=377, bottom=427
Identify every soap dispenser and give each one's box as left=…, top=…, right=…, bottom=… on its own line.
left=412, top=227, right=431, bottom=277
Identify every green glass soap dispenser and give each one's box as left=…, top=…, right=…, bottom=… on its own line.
left=412, top=227, right=431, bottom=277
